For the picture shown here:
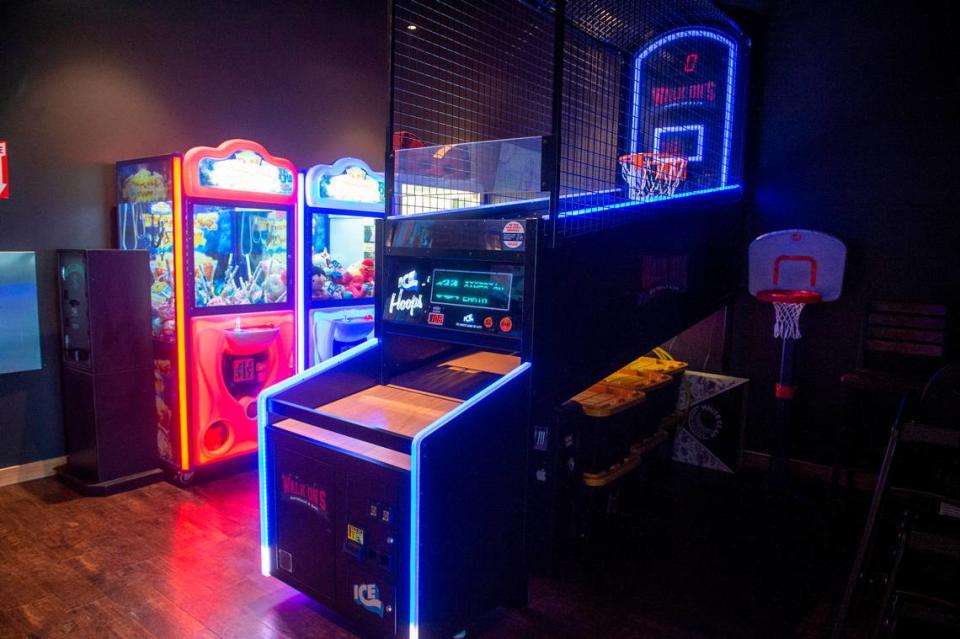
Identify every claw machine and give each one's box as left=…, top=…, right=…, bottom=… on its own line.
left=118, top=139, right=298, bottom=482
left=298, top=158, right=383, bottom=369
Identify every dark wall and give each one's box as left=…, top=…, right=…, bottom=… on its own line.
left=730, top=1, right=960, bottom=461
left=0, top=0, right=388, bottom=467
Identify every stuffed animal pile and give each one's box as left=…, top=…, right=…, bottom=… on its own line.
left=311, top=250, right=375, bottom=301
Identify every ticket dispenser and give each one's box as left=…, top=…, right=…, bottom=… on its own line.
left=261, top=217, right=534, bottom=638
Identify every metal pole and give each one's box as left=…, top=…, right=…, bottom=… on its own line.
left=770, top=335, right=796, bottom=488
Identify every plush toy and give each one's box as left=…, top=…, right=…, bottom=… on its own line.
left=264, top=273, right=286, bottom=302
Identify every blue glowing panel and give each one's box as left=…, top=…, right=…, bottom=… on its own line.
left=0, top=251, right=41, bottom=375
left=304, top=158, right=385, bottom=213
left=630, top=29, right=739, bottom=192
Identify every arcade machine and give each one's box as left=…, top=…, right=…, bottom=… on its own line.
left=299, top=158, right=384, bottom=369
left=118, top=140, right=298, bottom=482
left=259, top=1, right=749, bottom=636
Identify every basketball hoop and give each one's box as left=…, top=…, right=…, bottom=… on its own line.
left=756, top=289, right=822, bottom=340
left=748, top=230, right=847, bottom=489
left=618, top=153, right=688, bottom=201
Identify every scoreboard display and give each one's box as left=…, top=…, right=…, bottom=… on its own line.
left=382, top=259, right=524, bottom=340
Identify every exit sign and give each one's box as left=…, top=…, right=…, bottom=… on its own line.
left=0, top=141, right=8, bottom=199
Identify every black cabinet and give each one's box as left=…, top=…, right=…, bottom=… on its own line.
left=56, top=249, right=162, bottom=494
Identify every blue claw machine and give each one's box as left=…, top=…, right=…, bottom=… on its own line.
left=298, top=158, right=384, bottom=370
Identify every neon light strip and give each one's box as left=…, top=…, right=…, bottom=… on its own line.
left=295, top=173, right=306, bottom=372
left=171, top=157, right=191, bottom=472
left=558, top=184, right=741, bottom=218
left=257, top=337, right=379, bottom=576
left=408, top=362, right=532, bottom=639
left=630, top=29, right=738, bottom=186
left=653, top=124, right=705, bottom=162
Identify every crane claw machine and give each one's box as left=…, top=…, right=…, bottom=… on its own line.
left=298, top=158, right=384, bottom=370
left=118, top=139, right=298, bottom=483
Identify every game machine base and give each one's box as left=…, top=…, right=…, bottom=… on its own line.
left=262, top=216, right=534, bottom=638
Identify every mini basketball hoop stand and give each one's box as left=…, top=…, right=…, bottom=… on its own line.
left=749, top=230, right=847, bottom=487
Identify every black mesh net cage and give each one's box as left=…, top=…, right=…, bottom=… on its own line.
left=388, top=0, right=748, bottom=242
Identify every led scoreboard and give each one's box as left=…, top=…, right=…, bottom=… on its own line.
left=430, top=270, right=512, bottom=310
left=383, top=258, right=523, bottom=339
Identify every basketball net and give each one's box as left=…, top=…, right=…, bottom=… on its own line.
left=772, top=302, right=806, bottom=340
left=619, top=153, right=687, bottom=201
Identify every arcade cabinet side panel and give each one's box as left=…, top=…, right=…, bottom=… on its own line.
left=414, top=364, right=531, bottom=638
left=533, top=199, right=743, bottom=402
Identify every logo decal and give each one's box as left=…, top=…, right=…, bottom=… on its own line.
left=398, top=270, right=419, bottom=292
left=502, top=221, right=525, bottom=250
left=280, top=473, right=327, bottom=515
left=688, top=404, right=723, bottom=441
left=462, top=313, right=474, bottom=323
left=353, top=584, right=385, bottom=618
left=389, top=289, right=424, bottom=316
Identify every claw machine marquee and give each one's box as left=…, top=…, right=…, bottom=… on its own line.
left=298, top=158, right=383, bottom=369
left=118, top=139, right=298, bottom=482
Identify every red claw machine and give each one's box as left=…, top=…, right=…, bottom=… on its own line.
left=118, top=139, right=298, bottom=482
left=298, top=158, right=383, bottom=370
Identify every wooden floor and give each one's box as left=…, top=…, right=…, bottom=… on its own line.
left=0, top=466, right=852, bottom=638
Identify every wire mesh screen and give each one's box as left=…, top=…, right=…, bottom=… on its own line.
left=391, top=0, right=555, bottom=216
left=557, top=0, right=745, bottom=238
left=389, top=0, right=746, bottom=236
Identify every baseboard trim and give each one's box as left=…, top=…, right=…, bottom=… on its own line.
left=0, top=456, right=68, bottom=488
left=741, top=450, right=878, bottom=492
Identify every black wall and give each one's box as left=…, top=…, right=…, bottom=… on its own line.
left=730, top=1, right=960, bottom=461
left=2, top=0, right=956, bottom=469
left=0, top=0, right=388, bottom=467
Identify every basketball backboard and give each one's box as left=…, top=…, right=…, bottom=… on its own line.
left=748, top=229, right=846, bottom=302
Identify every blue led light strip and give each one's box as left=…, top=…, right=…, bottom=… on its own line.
left=256, top=337, right=380, bottom=576
left=408, top=361, right=532, bottom=639
left=629, top=28, right=738, bottom=187
left=558, top=184, right=741, bottom=219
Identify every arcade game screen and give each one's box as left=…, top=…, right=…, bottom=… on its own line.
left=117, top=159, right=175, bottom=339
left=192, top=206, right=289, bottom=307
left=382, top=260, right=523, bottom=339
left=310, top=213, right=376, bottom=303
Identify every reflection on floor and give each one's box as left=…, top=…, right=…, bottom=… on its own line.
left=0, top=465, right=857, bottom=638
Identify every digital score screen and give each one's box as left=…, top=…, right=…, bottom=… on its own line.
left=430, top=269, right=512, bottom=311
left=383, top=260, right=523, bottom=340
left=232, top=357, right=256, bottom=384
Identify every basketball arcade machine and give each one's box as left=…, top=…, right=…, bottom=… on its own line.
left=118, top=140, right=298, bottom=482
left=299, top=158, right=383, bottom=369
left=259, top=1, right=749, bottom=637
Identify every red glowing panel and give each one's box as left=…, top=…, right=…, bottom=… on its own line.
left=189, top=311, right=295, bottom=466
left=182, top=139, right=297, bottom=205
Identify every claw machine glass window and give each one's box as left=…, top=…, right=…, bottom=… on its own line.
left=310, top=213, right=376, bottom=303
left=117, top=157, right=177, bottom=340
